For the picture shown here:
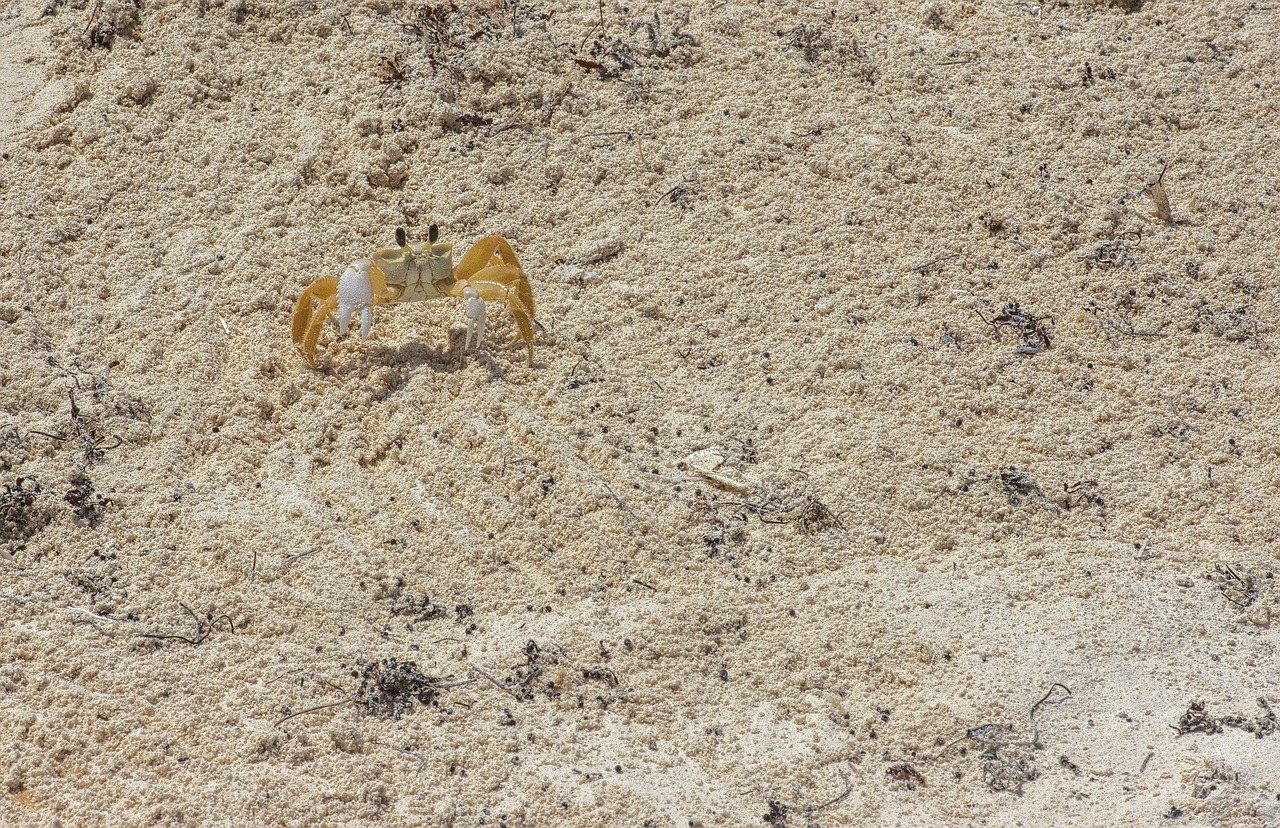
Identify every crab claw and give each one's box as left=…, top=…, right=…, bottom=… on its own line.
left=464, top=286, right=487, bottom=350
left=336, top=262, right=374, bottom=337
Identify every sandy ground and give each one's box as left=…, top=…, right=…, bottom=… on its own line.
left=2, top=0, right=1279, bottom=825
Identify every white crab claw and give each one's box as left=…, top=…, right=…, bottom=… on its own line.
left=336, top=263, right=374, bottom=336
left=464, top=287, right=487, bottom=350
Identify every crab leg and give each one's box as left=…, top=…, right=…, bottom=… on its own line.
left=300, top=294, right=339, bottom=366
left=291, top=277, right=338, bottom=348
left=454, top=234, right=522, bottom=279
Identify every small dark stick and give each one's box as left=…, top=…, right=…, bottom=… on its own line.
left=428, top=223, right=439, bottom=244
left=396, top=227, right=407, bottom=247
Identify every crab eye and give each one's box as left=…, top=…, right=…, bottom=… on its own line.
left=395, top=227, right=407, bottom=247
left=428, top=223, right=439, bottom=244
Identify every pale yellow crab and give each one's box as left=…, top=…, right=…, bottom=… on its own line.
left=291, top=225, right=536, bottom=366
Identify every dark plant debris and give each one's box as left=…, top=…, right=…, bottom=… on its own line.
left=64, top=476, right=110, bottom=527
left=977, top=303, right=1053, bottom=354
left=886, top=762, right=926, bottom=790
left=0, top=477, right=52, bottom=545
left=1080, top=235, right=1139, bottom=269
left=782, top=22, right=833, bottom=62
left=1144, top=163, right=1174, bottom=224
left=1208, top=563, right=1257, bottom=609
left=1174, top=699, right=1277, bottom=739
left=355, top=658, right=445, bottom=720
left=140, top=603, right=234, bottom=646
left=999, top=466, right=1044, bottom=506
left=1061, top=480, right=1106, bottom=511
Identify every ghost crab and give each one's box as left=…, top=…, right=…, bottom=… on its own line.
left=291, top=225, right=536, bottom=366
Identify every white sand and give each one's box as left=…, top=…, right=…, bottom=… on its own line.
left=2, top=0, right=1279, bottom=824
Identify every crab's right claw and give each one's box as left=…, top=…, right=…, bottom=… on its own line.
left=464, top=287, right=487, bottom=350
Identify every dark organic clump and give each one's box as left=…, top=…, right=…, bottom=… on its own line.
left=355, top=659, right=442, bottom=720
left=1174, top=700, right=1221, bottom=736
left=1, top=477, right=52, bottom=545
left=1175, top=698, right=1277, bottom=739
left=64, top=476, right=110, bottom=527
left=763, top=800, right=790, bottom=826
left=979, top=302, right=1053, bottom=354
left=1000, top=467, right=1043, bottom=506
left=886, top=763, right=927, bottom=790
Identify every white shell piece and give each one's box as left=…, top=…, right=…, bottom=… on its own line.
left=685, top=447, right=752, bottom=492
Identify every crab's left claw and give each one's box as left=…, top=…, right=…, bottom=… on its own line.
left=292, top=277, right=339, bottom=366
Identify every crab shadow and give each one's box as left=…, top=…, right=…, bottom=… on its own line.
left=351, top=331, right=513, bottom=383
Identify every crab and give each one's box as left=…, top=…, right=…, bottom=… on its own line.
left=291, top=225, right=536, bottom=366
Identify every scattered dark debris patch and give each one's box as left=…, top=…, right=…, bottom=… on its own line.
left=763, top=800, right=790, bottom=826
left=948, top=686, right=1071, bottom=795
left=764, top=768, right=853, bottom=824
left=959, top=722, right=1038, bottom=793
left=1061, top=480, right=1105, bottom=511
left=355, top=659, right=442, bottom=720
left=582, top=666, right=619, bottom=687
left=977, top=302, right=1052, bottom=354
left=629, top=11, right=696, bottom=58
left=981, top=750, right=1038, bottom=794
left=64, top=476, right=110, bottom=527
left=701, top=514, right=748, bottom=561
left=1208, top=563, right=1257, bottom=609
left=1219, top=699, right=1277, bottom=739
left=390, top=592, right=449, bottom=622
left=795, top=496, right=841, bottom=535
left=1191, top=763, right=1236, bottom=800
left=999, top=467, right=1044, bottom=506
left=1196, top=304, right=1262, bottom=346
left=581, top=35, right=637, bottom=77
left=36, top=357, right=147, bottom=467
left=886, top=762, right=926, bottom=790
left=1174, top=700, right=1221, bottom=736
left=1080, top=236, right=1139, bottom=269
left=712, top=484, right=845, bottom=539
left=582, top=10, right=698, bottom=80
left=958, top=466, right=1056, bottom=509
left=140, top=603, right=234, bottom=647
left=1177, top=699, right=1278, bottom=739
left=782, top=22, right=832, bottom=61
left=504, top=638, right=564, bottom=702
left=1086, top=299, right=1167, bottom=339
left=0, top=477, right=52, bottom=545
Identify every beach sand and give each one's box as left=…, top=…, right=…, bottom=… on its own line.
left=2, top=0, right=1278, bottom=824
